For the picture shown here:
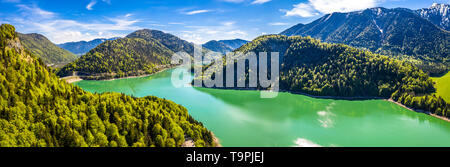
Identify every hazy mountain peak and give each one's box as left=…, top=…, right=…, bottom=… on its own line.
left=202, top=39, right=249, bottom=54
left=58, top=37, right=119, bottom=56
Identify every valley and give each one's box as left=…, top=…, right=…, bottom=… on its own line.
left=0, top=2, right=449, bottom=148
left=75, top=67, right=450, bottom=147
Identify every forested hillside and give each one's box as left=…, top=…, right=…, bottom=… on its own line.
left=58, top=37, right=175, bottom=80
left=126, top=29, right=197, bottom=55
left=281, top=7, right=450, bottom=75
left=0, top=24, right=215, bottom=147
left=195, top=35, right=449, bottom=118
left=58, top=29, right=203, bottom=80
left=17, top=33, right=77, bottom=66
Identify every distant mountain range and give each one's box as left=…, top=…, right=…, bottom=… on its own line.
left=58, top=29, right=201, bottom=79
left=58, top=37, right=119, bottom=56
left=281, top=4, right=450, bottom=75
left=203, top=39, right=249, bottom=54
left=416, top=3, right=449, bottom=31
left=18, top=33, right=77, bottom=66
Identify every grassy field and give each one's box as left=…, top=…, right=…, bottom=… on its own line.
left=432, top=72, right=450, bottom=102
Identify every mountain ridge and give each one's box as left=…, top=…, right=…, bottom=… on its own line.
left=58, top=29, right=203, bottom=79
left=416, top=3, right=449, bottom=31
left=58, top=37, right=119, bottom=56
left=202, top=39, right=249, bottom=54
left=17, top=33, right=77, bottom=66
left=280, top=5, right=450, bottom=75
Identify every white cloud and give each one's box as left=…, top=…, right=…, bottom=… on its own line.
left=310, top=0, right=380, bottom=13
left=222, top=21, right=235, bottom=26
left=251, top=0, right=271, bottom=5
left=86, top=0, right=111, bottom=10
left=184, top=9, right=213, bottom=15
left=282, top=3, right=319, bottom=17
left=86, top=0, right=97, bottom=10
left=177, top=21, right=248, bottom=44
left=168, top=22, right=185, bottom=25
left=283, top=0, right=381, bottom=17
left=17, top=4, right=55, bottom=18
left=9, top=5, right=140, bottom=43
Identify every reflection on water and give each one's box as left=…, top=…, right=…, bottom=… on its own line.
left=75, top=68, right=450, bottom=147
left=293, top=138, right=322, bottom=147
left=317, top=102, right=336, bottom=128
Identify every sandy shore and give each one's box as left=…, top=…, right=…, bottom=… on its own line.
left=182, top=132, right=222, bottom=147
left=62, top=66, right=176, bottom=84
left=61, top=76, right=83, bottom=84
left=385, top=99, right=450, bottom=122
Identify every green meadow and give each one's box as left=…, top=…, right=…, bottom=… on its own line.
left=432, top=72, right=450, bottom=102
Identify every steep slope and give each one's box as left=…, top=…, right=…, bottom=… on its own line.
left=203, top=39, right=249, bottom=54
left=280, top=7, right=450, bottom=75
left=126, top=29, right=197, bottom=55
left=17, top=33, right=77, bottom=66
left=416, top=3, right=450, bottom=31
left=58, top=37, right=119, bottom=56
left=196, top=35, right=449, bottom=118
left=58, top=29, right=205, bottom=80
left=0, top=24, right=215, bottom=147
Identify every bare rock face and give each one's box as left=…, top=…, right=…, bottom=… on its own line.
left=416, top=3, right=449, bottom=31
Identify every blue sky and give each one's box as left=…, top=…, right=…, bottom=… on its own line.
left=0, top=0, right=448, bottom=44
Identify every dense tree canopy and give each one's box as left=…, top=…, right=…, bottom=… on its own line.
left=18, top=33, right=77, bottom=66
left=196, top=35, right=449, bottom=118
left=0, top=24, right=215, bottom=147
left=57, top=29, right=207, bottom=80
left=57, top=37, right=174, bottom=80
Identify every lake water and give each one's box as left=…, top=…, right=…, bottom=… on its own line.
left=75, top=68, right=450, bottom=147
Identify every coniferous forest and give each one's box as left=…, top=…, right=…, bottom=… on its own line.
left=0, top=24, right=214, bottom=147
left=0, top=2, right=449, bottom=148
left=195, top=35, right=449, bottom=118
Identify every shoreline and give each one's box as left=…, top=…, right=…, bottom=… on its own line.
left=60, top=76, right=83, bottom=84
left=62, top=66, right=176, bottom=84
left=279, top=89, right=385, bottom=100
left=385, top=99, right=450, bottom=122
left=194, top=85, right=450, bottom=122
left=212, top=132, right=222, bottom=147
left=182, top=132, right=222, bottom=147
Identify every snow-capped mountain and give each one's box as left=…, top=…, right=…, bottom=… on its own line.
left=416, top=3, right=449, bottom=31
